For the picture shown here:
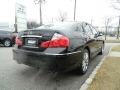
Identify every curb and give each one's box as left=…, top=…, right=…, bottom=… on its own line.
left=79, top=47, right=112, bottom=90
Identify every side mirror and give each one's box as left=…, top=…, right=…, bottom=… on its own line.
left=98, top=32, right=103, bottom=36
left=94, top=32, right=103, bottom=38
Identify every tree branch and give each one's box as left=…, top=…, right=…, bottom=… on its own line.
left=111, top=0, right=120, bottom=10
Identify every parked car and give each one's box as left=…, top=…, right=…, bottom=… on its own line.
left=0, top=30, right=16, bottom=47
left=13, top=22, right=104, bottom=74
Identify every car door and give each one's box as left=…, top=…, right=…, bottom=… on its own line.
left=82, top=23, right=98, bottom=57
left=69, top=23, right=84, bottom=51
left=89, top=25, right=103, bottom=53
left=0, top=31, right=5, bottom=41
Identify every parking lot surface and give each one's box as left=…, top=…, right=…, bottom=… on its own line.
left=0, top=43, right=118, bottom=90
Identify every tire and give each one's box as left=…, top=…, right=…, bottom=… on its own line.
left=98, top=44, right=104, bottom=55
left=3, top=39, right=12, bottom=47
left=77, top=49, right=89, bottom=74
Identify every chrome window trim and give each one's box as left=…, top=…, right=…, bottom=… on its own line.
left=44, top=51, right=82, bottom=56
left=21, top=35, right=42, bottom=38
left=22, top=46, right=39, bottom=48
left=16, top=49, right=82, bottom=56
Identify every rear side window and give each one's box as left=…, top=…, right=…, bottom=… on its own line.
left=73, top=24, right=83, bottom=32
left=78, top=25, right=84, bottom=32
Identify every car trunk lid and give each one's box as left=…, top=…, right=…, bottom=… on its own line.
left=18, top=29, right=55, bottom=52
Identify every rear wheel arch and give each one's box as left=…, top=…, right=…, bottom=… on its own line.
left=77, top=47, right=90, bottom=74
left=84, top=46, right=91, bottom=59
left=3, top=38, right=12, bottom=42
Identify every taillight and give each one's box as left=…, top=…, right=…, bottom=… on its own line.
left=41, top=33, right=69, bottom=48
left=15, top=37, right=23, bottom=46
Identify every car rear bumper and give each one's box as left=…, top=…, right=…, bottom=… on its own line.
left=13, top=49, right=83, bottom=72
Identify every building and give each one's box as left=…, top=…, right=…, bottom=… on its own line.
left=0, top=0, right=27, bottom=32
left=15, top=3, right=27, bottom=32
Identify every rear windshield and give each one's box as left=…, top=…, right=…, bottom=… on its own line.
left=18, top=30, right=39, bottom=36
left=37, top=22, right=78, bottom=31
left=18, top=30, right=55, bottom=37
left=18, top=22, right=83, bottom=36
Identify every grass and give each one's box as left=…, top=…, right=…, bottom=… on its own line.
left=105, top=40, right=120, bottom=43
left=88, top=57, right=120, bottom=90
left=111, top=45, right=120, bottom=52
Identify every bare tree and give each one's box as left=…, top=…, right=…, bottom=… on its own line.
left=111, top=0, right=120, bottom=10
left=104, top=18, right=112, bottom=40
left=34, top=0, right=46, bottom=25
left=117, top=16, right=120, bottom=39
left=57, top=11, right=68, bottom=22
left=111, top=0, right=120, bottom=39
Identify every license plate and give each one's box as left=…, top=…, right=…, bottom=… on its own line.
left=26, top=39, right=38, bottom=47
left=28, top=39, right=36, bottom=44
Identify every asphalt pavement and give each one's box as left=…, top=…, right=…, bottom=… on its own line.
left=0, top=43, right=119, bottom=90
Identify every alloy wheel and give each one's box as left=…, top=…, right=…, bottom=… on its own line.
left=82, top=50, right=89, bottom=72
left=4, top=40, right=11, bottom=47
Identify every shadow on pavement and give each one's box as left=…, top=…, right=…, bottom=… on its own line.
left=18, top=66, right=82, bottom=87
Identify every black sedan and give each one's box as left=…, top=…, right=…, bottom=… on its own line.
left=0, top=30, right=16, bottom=47
left=13, top=22, right=104, bottom=74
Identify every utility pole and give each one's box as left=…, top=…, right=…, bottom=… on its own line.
left=91, top=19, right=93, bottom=25
left=39, top=0, right=42, bottom=26
left=105, top=25, right=107, bottom=40
left=74, top=0, right=76, bottom=21
left=14, top=16, right=18, bottom=33
left=117, top=16, right=120, bottom=39
left=104, top=18, right=111, bottom=40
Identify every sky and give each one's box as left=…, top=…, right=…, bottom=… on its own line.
left=0, top=0, right=120, bottom=26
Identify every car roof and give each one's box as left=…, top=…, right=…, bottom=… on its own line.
left=35, top=22, right=86, bottom=30
left=37, top=22, right=83, bottom=28
left=0, top=30, right=12, bottom=33
left=21, top=22, right=88, bottom=33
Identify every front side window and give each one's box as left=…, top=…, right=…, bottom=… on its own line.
left=83, top=25, right=93, bottom=35
left=89, top=25, right=98, bottom=35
